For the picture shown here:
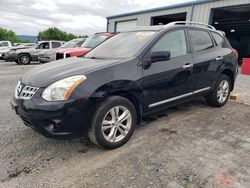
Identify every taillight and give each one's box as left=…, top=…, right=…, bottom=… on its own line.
left=232, top=49, right=238, bottom=58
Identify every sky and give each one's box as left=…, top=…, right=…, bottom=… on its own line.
left=0, top=0, right=195, bottom=36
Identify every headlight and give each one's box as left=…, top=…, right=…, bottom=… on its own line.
left=42, top=75, right=86, bottom=101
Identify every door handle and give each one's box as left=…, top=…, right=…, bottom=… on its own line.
left=216, top=56, right=223, bottom=61
left=182, top=63, right=193, bottom=69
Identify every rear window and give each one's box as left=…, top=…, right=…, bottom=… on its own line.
left=211, top=32, right=223, bottom=46
left=188, top=30, right=213, bottom=52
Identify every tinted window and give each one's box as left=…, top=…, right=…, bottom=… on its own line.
left=189, top=30, right=213, bottom=52
left=152, top=30, right=187, bottom=58
left=52, top=42, right=61, bottom=48
left=37, top=42, right=50, bottom=49
left=211, top=32, right=223, bottom=46
left=222, top=38, right=232, bottom=49
left=0, top=42, right=9, bottom=47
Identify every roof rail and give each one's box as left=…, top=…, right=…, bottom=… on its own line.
left=165, top=21, right=216, bottom=30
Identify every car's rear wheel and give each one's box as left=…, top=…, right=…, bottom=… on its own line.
left=206, top=74, right=231, bottom=107
left=18, top=54, right=31, bottom=65
left=88, top=96, right=137, bottom=149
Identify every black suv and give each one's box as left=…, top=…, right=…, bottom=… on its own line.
left=11, top=22, right=238, bottom=149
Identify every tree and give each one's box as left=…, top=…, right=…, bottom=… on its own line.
left=0, top=28, right=19, bottom=43
left=38, top=27, right=87, bottom=41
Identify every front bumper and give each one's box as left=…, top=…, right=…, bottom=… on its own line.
left=4, top=53, right=18, bottom=62
left=10, top=92, right=91, bottom=138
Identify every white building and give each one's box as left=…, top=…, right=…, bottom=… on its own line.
left=107, top=0, right=250, bottom=58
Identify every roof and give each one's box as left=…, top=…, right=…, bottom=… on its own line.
left=119, top=22, right=218, bottom=32
left=121, top=25, right=166, bottom=32
left=107, top=0, right=214, bottom=19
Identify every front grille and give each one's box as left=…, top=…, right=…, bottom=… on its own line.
left=15, top=81, right=39, bottom=100
left=56, top=53, right=64, bottom=60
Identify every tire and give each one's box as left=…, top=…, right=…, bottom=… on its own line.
left=206, top=74, right=231, bottom=107
left=18, top=54, right=31, bottom=65
left=88, top=96, right=137, bottom=149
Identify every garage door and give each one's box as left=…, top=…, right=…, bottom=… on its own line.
left=116, top=20, right=137, bottom=32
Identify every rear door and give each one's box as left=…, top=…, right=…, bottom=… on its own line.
left=142, top=29, right=195, bottom=109
left=188, top=29, right=221, bottom=91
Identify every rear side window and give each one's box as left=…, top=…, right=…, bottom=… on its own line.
left=222, top=38, right=232, bottom=49
left=152, top=30, right=187, bottom=58
left=188, top=30, right=213, bottom=52
left=52, top=42, right=62, bottom=48
left=211, top=32, right=223, bottom=46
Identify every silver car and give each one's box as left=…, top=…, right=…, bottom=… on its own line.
left=38, top=38, right=86, bottom=63
left=5, top=41, right=64, bottom=65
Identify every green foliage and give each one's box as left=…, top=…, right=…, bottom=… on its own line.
left=38, top=27, right=88, bottom=41
left=0, top=28, right=19, bottom=43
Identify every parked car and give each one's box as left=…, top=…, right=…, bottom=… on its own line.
left=0, top=41, right=12, bottom=49
left=38, top=38, right=86, bottom=63
left=56, top=32, right=115, bottom=60
left=11, top=22, right=238, bottom=149
left=0, top=41, right=12, bottom=60
left=5, top=41, right=64, bottom=65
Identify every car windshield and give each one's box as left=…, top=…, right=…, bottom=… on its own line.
left=61, top=39, right=84, bottom=48
left=85, top=31, right=156, bottom=59
left=81, top=35, right=108, bottom=48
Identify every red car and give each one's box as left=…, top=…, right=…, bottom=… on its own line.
left=56, top=32, right=115, bottom=60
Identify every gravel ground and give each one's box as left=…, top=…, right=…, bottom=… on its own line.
left=0, top=61, right=250, bottom=188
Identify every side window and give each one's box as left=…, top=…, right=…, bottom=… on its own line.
left=151, top=30, right=187, bottom=58
left=52, top=42, right=62, bottom=48
left=211, top=32, right=223, bottom=46
left=37, top=42, right=50, bottom=49
left=188, top=30, right=213, bottom=52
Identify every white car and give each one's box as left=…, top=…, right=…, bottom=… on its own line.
left=0, top=41, right=12, bottom=60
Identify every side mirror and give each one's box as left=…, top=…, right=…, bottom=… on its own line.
left=151, top=51, right=171, bottom=63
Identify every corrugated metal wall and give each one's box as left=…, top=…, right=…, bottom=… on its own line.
left=107, top=0, right=250, bottom=32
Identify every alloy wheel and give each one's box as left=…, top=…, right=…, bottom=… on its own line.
left=217, top=80, right=230, bottom=104
left=101, top=106, right=132, bottom=143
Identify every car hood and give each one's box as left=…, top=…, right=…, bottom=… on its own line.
left=21, top=57, right=120, bottom=87
left=57, top=47, right=91, bottom=54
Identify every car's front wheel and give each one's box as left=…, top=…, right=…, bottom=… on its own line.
left=18, top=54, right=31, bottom=65
left=206, top=74, right=231, bottom=107
left=88, top=96, right=137, bottom=149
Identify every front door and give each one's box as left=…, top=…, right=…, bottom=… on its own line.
left=142, top=29, right=195, bottom=110
left=31, top=42, right=50, bottom=60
